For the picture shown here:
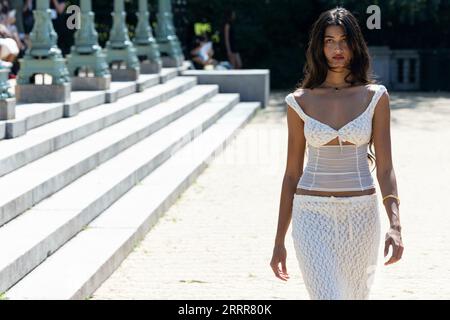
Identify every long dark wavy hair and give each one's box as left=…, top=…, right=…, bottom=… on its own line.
left=296, top=7, right=378, bottom=172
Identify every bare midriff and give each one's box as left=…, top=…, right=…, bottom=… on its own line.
left=295, top=187, right=376, bottom=197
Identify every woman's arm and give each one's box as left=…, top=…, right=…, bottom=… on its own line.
left=190, top=46, right=206, bottom=66
left=190, top=46, right=200, bottom=56
left=224, top=23, right=231, bottom=54
left=13, top=32, right=24, bottom=51
left=274, top=105, right=306, bottom=246
left=270, top=93, right=306, bottom=281
left=24, top=0, right=33, bottom=12
left=373, top=90, right=404, bottom=265
left=373, top=91, right=401, bottom=229
left=52, top=0, right=66, bottom=15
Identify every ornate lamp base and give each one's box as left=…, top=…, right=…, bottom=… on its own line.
left=16, top=83, right=71, bottom=103
left=105, top=47, right=140, bottom=81
left=16, top=55, right=71, bottom=103
left=67, top=50, right=111, bottom=91
left=139, top=60, right=162, bottom=74
left=71, top=75, right=111, bottom=91
left=158, top=41, right=184, bottom=67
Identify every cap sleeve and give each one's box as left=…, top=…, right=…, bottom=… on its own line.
left=285, top=93, right=308, bottom=122
left=377, top=84, right=387, bottom=95
left=368, top=84, right=388, bottom=117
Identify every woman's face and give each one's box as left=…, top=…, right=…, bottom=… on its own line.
left=323, top=25, right=352, bottom=71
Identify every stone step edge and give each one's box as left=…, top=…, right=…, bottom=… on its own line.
left=0, top=84, right=218, bottom=227
left=1, top=68, right=183, bottom=140
left=0, top=77, right=199, bottom=178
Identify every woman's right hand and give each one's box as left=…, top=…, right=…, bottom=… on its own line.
left=384, top=226, right=404, bottom=266
left=270, top=244, right=290, bottom=281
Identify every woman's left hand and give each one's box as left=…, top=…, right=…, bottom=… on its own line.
left=384, top=226, right=404, bottom=265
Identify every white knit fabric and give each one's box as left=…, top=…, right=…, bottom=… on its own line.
left=291, top=193, right=381, bottom=300
left=284, top=84, right=387, bottom=192
left=285, top=84, right=387, bottom=152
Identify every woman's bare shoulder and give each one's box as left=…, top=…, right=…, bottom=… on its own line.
left=293, top=87, right=310, bottom=96
left=292, top=88, right=311, bottom=104
left=366, top=83, right=380, bottom=95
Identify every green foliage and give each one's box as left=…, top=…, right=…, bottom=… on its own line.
left=194, top=23, right=212, bottom=36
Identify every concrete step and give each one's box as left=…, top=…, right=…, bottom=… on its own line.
left=0, top=68, right=181, bottom=140
left=3, top=101, right=260, bottom=299
left=0, top=82, right=217, bottom=227
left=159, top=67, right=179, bottom=83
left=0, top=93, right=242, bottom=294
left=0, top=76, right=198, bottom=178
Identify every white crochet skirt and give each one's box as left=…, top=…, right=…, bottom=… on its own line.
left=291, top=193, right=381, bottom=300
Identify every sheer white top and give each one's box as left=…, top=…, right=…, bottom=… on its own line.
left=285, top=84, right=387, bottom=191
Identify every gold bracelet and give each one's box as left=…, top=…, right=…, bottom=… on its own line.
left=382, top=194, right=400, bottom=206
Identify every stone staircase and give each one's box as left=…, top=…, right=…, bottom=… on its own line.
left=0, top=64, right=261, bottom=299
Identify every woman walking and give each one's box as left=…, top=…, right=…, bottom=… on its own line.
left=270, top=7, right=404, bottom=300
left=222, top=9, right=242, bottom=69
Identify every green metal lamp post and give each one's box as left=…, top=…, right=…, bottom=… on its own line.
left=67, top=0, right=111, bottom=90
left=104, top=0, right=140, bottom=81
left=133, top=0, right=162, bottom=74
left=0, top=64, right=15, bottom=121
left=155, top=0, right=184, bottom=67
left=15, top=0, right=71, bottom=103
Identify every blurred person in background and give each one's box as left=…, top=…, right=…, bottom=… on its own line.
left=222, top=9, right=242, bottom=69
left=0, top=23, right=19, bottom=72
left=0, top=1, right=24, bottom=51
left=190, top=34, right=218, bottom=70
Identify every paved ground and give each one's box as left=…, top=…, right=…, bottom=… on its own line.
left=91, top=89, right=450, bottom=300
